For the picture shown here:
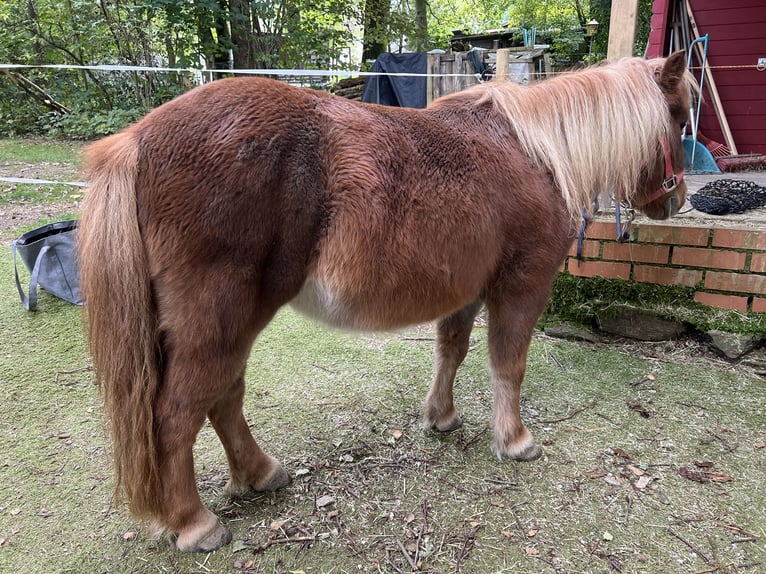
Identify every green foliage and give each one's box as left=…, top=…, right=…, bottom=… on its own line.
left=0, top=0, right=660, bottom=138
left=43, top=107, right=144, bottom=140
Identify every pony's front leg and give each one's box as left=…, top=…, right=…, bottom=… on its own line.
left=486, top=299, right=544, bottom=462
left=424, top=301, right=482, bottom=432
left=207, top=376, right=290, bottom=497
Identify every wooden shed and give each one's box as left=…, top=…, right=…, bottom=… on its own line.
left=647, top=0, right=766, bottom=157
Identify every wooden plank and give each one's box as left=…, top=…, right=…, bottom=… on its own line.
left=686, top=0, right=738, bottom=154
left=496, top=49, right=509, bottom=82
left=607, top=0, right=639, bottom=59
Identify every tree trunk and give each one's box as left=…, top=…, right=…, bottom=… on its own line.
left=362, top=0, right=390, bottom=62
left=413, top=0, right=428, bottom=52
left=230, top=0, right=254, bottom=69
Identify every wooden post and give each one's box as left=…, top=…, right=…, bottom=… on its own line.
left=496, top=49, right=510, bottom=82
left=426, top=53, right=434, bottom=105
left=607, top=0, right=639, bottom=60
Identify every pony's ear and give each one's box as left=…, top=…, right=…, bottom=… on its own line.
left=658, top=50, right=687, bottom=91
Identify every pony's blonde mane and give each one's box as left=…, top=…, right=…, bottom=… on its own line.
left=465, top=58, right=688, bottom=219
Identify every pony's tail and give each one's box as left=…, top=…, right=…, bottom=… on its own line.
left=79, top=130, right=162, bottom=519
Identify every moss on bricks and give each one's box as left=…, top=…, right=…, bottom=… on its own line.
left=545, top=272, right=766, bottom=336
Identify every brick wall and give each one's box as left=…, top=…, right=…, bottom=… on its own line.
left=563, top=220, right=766, bottom=314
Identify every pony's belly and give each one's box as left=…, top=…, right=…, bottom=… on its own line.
left=289, top=277, right=459, bottom=331
left=289, top=277, right=360, bottom=329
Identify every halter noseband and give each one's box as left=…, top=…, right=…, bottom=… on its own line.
left=629, top=132, right=685, bottom=209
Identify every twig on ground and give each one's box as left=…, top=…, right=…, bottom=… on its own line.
left=668, top=527, right=711, bottom=564
left=396, top=539, right=418, bottom=570
left=384, top=549, right=405, bottom=574
left=54, top=365, right=93, bottom=383
left=252, top=535, right=315, bottom=554
left=538, top=399, right=597, bottom=424
left=707, top=429, right=737, bottom=453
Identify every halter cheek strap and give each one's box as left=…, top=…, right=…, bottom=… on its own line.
left=630, top=133, right=685, bottom=208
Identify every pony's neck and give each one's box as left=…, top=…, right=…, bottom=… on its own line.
left=478, top=59, right=672, bottom=220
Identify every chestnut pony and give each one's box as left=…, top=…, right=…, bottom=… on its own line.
left=79, top=52, right=692, bottom=551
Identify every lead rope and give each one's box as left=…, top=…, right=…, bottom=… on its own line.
left=614, top=197, right=635, bottom=242
left=575, top=197, right=634, bottom=260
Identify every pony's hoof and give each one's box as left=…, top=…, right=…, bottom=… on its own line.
left=511, top=442, right=543, bottom=462
left=423, top=408, right=463, bottom=433
left=176, top=520, right=232, bottom=553
left=256, top=463, right=291, bottom=492
left=492, top=438, right=542, bottom=462
left=226, top=457, right=291, bottom=497
left=433, top=415, right=463, bottom=433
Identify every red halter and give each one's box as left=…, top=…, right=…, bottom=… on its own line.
left=630, top=133, right=685, bottom=208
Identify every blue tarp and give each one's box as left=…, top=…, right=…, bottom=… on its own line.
left=361, top=53, right=427, bottom=109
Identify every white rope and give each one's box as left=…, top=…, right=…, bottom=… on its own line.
left=0, top=176, right=87, bottom=187
left=0, top=62, right=482, bottom=79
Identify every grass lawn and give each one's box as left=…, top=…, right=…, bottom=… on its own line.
left=0, top=139, right=85, bottom=207
left=1, top=245, right=765, bottom=573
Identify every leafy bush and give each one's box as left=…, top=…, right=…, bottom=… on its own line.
left=43, top=107, right=144, bottom=140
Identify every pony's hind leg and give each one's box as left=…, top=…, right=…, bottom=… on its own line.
left=424, top=300, right=482, bottom=432
left=152, top=354, right=233, bottom=553
left=207, top=374, right=290, bottom=497
left=152, top=284, right=283, bottom=552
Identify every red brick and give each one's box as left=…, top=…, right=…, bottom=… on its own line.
left=567, top=239, right=601, bottom=258
left=602, top=242, right=670, bottom=264
left=672, top=247, right=746, bottom=270
left=712, top=228, right=766, bottom=251
left=635, top=224, right=709, bottom=246
left=584, top=221, right=629, bottom=241
left=704, top=271, right=766, bottom=295
left=694, top=292, right=749, bottom=313
left=753, top=298, right=766, bottom=313
left=633, top=265, right=702, bottom=287
left=567, top=260, right=631, bottom=280
left=751, top=253, right=766, bottom=273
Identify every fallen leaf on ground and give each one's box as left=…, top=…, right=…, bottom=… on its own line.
left=586, top=467, right=607, bottom=479
left=679, top=467, right=708, bottom=483
left=524, top=546, right=539, bottom=556
left=635, top=476, right=653, bottom=490
left=270, top=519, right=288, bottom=530
left=754, top=441, right=765, bottom=449
left=707, top=471, right=734, bottom=483
left=316, top=495, right=334, bottom=508
left=604, top=473, right=622, bottom=486
left=391, top=429, right=403, bottom=440
left=627, top=465, right=645, bottom=477
left=122, top=531, right=136, bottom=541
left=693, top=460, right=714, bottom=469
left=609, top=447, right=633, bottom=460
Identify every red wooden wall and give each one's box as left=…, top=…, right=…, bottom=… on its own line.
left=648, top=0, right=766, bottom=156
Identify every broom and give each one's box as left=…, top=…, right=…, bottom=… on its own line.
left=697, top=132, right=766, bottom=172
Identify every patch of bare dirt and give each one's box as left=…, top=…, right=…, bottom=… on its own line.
left=0, top=200, right=82, bottom=243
